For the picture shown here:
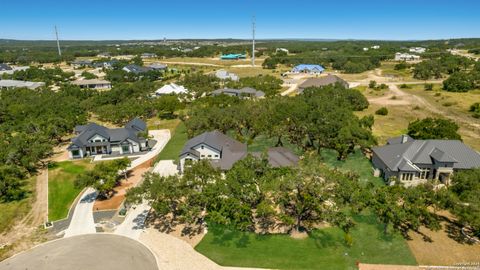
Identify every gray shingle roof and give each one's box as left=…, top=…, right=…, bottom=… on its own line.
left=180, top=130, right=247, bottom=170
left=123, top=64, right=152, bottom=74
left=69, top=119, right=146, bottom=148
left=373, top=137, right=480, bottom=171
left=211, top=87, right=265, bottom=98
left=0, top=64, right=12, bottom=71
left=298, top=75, right=349, bottom=91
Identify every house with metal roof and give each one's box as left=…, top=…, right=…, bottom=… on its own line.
left=220, top=53, right=246, bottom=60
left=148, top=63, right=168, bottom=71
left=211, top=87, right=265, bottom=99
left=298, top=75, right=349, bottom=93
left=0, top=80, right=45, bottom=90
left=179, top=130, right=298, bottom=173
left=372, top=135, right=480, bottom=186
left=291, top=64, right=325, bottom=74
left=141, top=53, right=157, bottom=59
left=0, top=63, right=13, bottom=72
left=71, top=60, right=93, bottom=68
left=155, top=83, right=188, bottom=96
left=72, top=79, right=112, bottom=89
left=67, top=118, right=149, bottom=159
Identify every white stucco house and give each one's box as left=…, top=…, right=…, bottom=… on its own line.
left=155, top=83, right=188, bottom=96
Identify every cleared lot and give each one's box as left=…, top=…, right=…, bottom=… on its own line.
left=0, top=234, right=157, bottom=270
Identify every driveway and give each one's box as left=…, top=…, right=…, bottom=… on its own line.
left=114, top=201, right=150, bottom=240
left=152, top=160, right=178, bottom=177
left=63, top=188, right=97, bottom=238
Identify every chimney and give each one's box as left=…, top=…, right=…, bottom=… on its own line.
left=401, top=135, right=409, bottom=144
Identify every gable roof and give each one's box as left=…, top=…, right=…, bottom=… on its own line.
left=72, top=79, right=111, bottom=86
left=180, top=130, right=247, bottom=170
left=373, top=137, right=480, bottom=171
left=0, top=80, right=45, bottom=89
left=125, top=117, right=146, bottom=132
left=252, top=147, right=299, bottom=168
left=298, top=75, right=349, bottom=91
left=292, top=64, right=325, bottom=72
left=0, top=64, right=12, bottom=71
left=211, top=87, right=265, bottom=98
left=155, top=83, right=188, bottom=95
left=123, top=64, right=152, bottom=74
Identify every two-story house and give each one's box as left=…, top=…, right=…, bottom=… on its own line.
left=372, top=135, right=480, bottom=186
left=67, top=118, right=149, bottom=159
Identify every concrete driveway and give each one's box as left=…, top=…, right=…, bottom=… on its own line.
left=129, top=129, right=170, bottom=169
left=114, top=201, right=150, bottom=240
left=0, top=234, right=158, bottom=270
left=63, top=188, right=97, bottom=238
left=152, top=160, right=178, bottom=177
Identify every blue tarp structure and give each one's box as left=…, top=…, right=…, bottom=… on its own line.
left=221, top=53, right=247, bottom=60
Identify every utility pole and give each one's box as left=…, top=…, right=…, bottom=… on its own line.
left=252, top=16, right=256, bottom=67
left=55, top=25, right=62, bottom=57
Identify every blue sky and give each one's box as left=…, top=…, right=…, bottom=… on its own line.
left=2, top=0, right=480, bottom=40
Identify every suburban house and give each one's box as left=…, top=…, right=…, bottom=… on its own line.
left=122, top=64, right=153, bottom=74
left=409, top=47, right=427, bottom=53
left=148, top=63, right=168, bottom=71
left=155, top=83, right=188, bottom=96
left=67, top=118, right=149, bottom=159
left=71, top=60, right=93, bottom=68
left=291, top=64, right=325, bottom=74
left=215, top=69, right=239, bottom=81
left=93, top=60, right=118, bottom=69
left=211, top=87, right=265, bottom=99
left=298, top=74, right=349, bottom=93
left=276, top=48, right=289, bottom=54
left=72, top=79, right=112, bottom=89
left=372, top=135, right=480, bottom=186
left=178, top=130, right=299, bottom=173
left=97, top=52, right=111, bottom=58
left=0, top=63, right=12, bottom=72
left=395, top=53, right=420, bottom=61
left=0, top=64, right=29, bottom=75
left=141, top=53, right=157, bottom=59
left=220, top=53, right=246, bottom=60
left=0, top=79, right=45, bottom=90
left=371, top=45, right=380, bottom=49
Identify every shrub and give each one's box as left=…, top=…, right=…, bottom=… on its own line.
left=375, top=107, right=389, bottom=115
left=442, top=101, right=457, bottom=107
left=399, top=84, right=411, bottom=89
left=378, top=83, right=388, bottom=90
left=369, top=80, right=377, bottom=89
left=434, top=92, right=441, bottom=97
left=470, top=102, right=480, bottom=118
left=424, top=83, right=434, bottom=91
left=443, top=72, right=474, bottom=92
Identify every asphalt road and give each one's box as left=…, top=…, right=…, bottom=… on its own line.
left=0, top=234, right=158, bottom=270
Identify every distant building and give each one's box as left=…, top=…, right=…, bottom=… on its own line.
left=0, top=64, right=29, bottom=75
left=409, top=47, right=426, bottom=54
left=298, top=75, right=349, bottom=93
left=291, top=64, right=325, bottom=74
left=363, top=47, right=369, bottom=51
left=72, top=79, right=112, bottom=90
left=97, top=52, right=111, bottom=58
left=71, top=60, right=93, bottom=68
left=211, top=87, right=265, bottom=99
left=220, top=53, right=246, bottom=60
left=178, top=130, right=298, bottom=173
left=122, top=64, right=153, bottom=74
left=276, top=48, right=289, bottom=54
left=371, top=45, right=380, bottom=49
left=148, top=63, right=168, bottom=71
left=155, top=83, right=188, bottom=96
left=372, top=135, right=480, bottom=186
left=0, top=79, right=45, bottom=90
left=395, top=53, right=420, bottom=61
left=141, top=53, right=157, bottom=59
left=215, top=69, right=239, bottom=81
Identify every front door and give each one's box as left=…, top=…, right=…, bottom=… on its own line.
left=96, top=146, right=103, bottom=154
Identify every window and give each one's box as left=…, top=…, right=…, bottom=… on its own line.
left=95, top=139, right=101, bottom=142
left=201, top=155, right=205, bottom=158
left=420, top=168, right=430, bottom=179
left=214, top=155, right=219, bottom=158
left=122, top=145, right=130, bottom=153
left=72, top=150, right=80, bottom=156
left=401, top=173, right=414, bottom=181
left=201, top=145, right=204, bottom=149
left=208, top=155, right=212, bottom=158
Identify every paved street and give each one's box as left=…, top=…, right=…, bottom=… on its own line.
left=0, top=234, right=157, bottom=270
left=63, top=188, right=97, bottom=238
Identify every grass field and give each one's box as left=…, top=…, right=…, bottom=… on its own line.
left=146, top=117, right=182, bottom=132
left=321, top=149, right=385, bottom=187
left=48, top=160, right=93, bottom=221
left=155, top=121, right=188, bottom=161
left=196, top=213, right=416, bottom=270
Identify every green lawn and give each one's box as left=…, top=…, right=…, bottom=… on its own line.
left=320, top=149, right=385, bottom=186
left=155, top=121, right=188, bottom=161
left=196, top=213, right=416, bottom=270
left=48, top=160, right=93, bottom=221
